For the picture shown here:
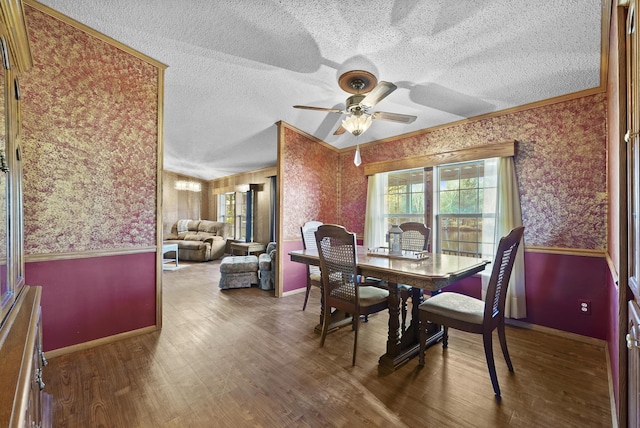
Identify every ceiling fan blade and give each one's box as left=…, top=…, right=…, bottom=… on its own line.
left=360, top=81, right=397, bottom=108
left=372, top=111, right=417, bottom=123
left=333, top=124, right=347, bottom=135
left=293, top=105, right=344, bottom=113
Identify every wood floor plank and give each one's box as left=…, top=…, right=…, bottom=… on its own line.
left=43, top=260, right=612, bottom=427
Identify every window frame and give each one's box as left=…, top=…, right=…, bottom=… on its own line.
left=376, top=158, right=498, bottom=258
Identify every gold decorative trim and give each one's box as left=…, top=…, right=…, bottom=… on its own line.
left=600, top=0, right=613, bottom=89
left=525, top=246, right=606, bottom=257
left=24, top=0, right=166, bottom=69
left=276, top=121, right=285, bottom=298
left=25, top=246, right=156, bottom=263
left=363, top=140, right=515, bottom=176
left=0, top=0, right=32, bottom=72
left=276, top=121, right=338, bottom=151
left=43, top=325, right=157, bottom=359
left=156, top=67, right=164, bottom=329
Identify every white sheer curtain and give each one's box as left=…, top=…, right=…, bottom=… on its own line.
left=364, top=173, right=388, bottom=250
left=481, top=156, right=526, bottom=318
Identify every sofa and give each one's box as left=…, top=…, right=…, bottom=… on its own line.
left=164, top=220, right=230, bottom=262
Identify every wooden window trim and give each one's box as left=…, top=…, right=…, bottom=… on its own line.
left=363, top=140, right=515, bottom=176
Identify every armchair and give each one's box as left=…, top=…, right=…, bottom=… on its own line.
left=258, top=242, right=276, bottom=290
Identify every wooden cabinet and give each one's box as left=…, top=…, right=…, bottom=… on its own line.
left=0, top=286, right=49, bottom=427
left=630, top=1, right=640, bottom=426
left=0, top=0, right=47, bottom=427
left=629, top=300, right=640, bottom=428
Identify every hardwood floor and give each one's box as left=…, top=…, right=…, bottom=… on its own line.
left=43, top=260, right=613, bottom=427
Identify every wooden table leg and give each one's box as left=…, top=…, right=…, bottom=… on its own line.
left=379, top=284, right=443, bottom=371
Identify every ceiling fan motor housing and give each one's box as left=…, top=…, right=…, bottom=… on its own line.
left=346, top=94, right=366, bottom=115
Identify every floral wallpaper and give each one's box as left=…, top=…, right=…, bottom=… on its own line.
left=338, top=94, right=607, bottom=250
left=283, top=94, right=607, bottom=251
left=281, top=125, right=339, bottom=240
left=20, top=7, right=159, bottom=254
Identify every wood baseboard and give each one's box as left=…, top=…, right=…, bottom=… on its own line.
left=43, top=325, right=158, bottom=359
left=505, top=318, right=606, bottom=348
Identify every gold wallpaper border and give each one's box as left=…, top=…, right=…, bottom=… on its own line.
left=25, top=246, right=156, bottom=262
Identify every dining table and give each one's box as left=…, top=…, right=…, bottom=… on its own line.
left=289, top=247, right=490, bottom=370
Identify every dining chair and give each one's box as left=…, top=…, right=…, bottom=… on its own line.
left=300, top=221, right=323, bottom=310
left=399, top=222, right=430, bottom=252
left=397, top=222, right=431, bottom=331
left=315, top=224, right=389, bottom=366
left=417, top=226, right=525, bottom=398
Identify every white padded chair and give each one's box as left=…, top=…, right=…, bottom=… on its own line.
left=300, top=221, right=323, bottom=311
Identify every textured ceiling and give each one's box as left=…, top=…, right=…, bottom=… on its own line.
left=35, top=0, right=603, bottom=180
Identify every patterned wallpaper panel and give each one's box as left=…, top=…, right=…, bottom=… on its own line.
left=21, top=7, right=159, bottom=253
left=339, top=94, right=607, bottom=250
left=281, top=126, right=339, bottom=240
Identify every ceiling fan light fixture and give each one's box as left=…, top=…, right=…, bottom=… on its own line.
left=342, top=114, right=372, bottom=137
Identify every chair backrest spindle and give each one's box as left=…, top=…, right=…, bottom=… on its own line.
left=484, top=227, right=524, bottom=322
left=316, top=229, right=358, bottom=304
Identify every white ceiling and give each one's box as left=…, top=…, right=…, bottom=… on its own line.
left=34, top=0, right=603, bottom=180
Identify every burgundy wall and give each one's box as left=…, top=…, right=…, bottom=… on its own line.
left=27, top=253, right=157, bottom=352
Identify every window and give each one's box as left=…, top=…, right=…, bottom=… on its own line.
left=218, top=192, right=235, bottom=237
left=217, top=190, right=255, bottom=241
left=379, top=158, right=498, bottom=258
left=436, top=160, right=497, bottom=258
left=237, top=192, right=247, bottom=240
left=384, top=168, right=429, bottom=229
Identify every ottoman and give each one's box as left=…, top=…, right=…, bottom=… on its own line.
left=219, top=255, right=259, bottom=289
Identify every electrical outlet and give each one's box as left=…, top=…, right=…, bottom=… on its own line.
left=579, top=299, right=591, bottom=315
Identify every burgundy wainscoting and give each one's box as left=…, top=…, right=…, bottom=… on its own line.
left=283, top=240, right=307, bottom=294
left=25, top=252, right=157, bottom=352
left=522, top=252, right=609, bottom=340
left=441, top=252, right=611, bottom=341
left=442, top=275, right=482, bottom=299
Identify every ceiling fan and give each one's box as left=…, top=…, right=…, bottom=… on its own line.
left=293, top=70, right=417, bottom=136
